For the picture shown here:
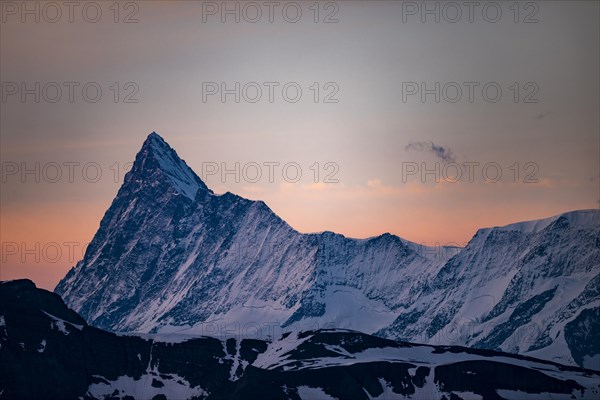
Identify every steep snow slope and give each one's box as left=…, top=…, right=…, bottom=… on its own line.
left=379, top=210, right=600, bottom=369
left=56, top=132, right=454, bottom=337
left=55, top=132, right=599, bottom=369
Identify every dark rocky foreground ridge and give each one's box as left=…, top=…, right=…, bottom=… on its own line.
left=2, top=279, right=599, bottom=400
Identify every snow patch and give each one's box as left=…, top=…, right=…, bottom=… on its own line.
left=87, top=373, right=207, bottom=400
left=37, top=339, right=46, bottom=353
left=43, top=311, right=84, bottom=334
left=496, top=390, right=575, bottom=400
left=297, top=385, right=336, bottom=400
left=254, top=331, right=315, bottom=370
left=366, top=378, right=405, bottom=399
left=582, top=354, right=600, bottom=371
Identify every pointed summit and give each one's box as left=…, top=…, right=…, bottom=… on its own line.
left=128, top=131, right=210, bottom=200
left=147, top=130, right=162, bottom=140
left=145, top=130, right=167, bottom=147
left=141, top=131, right=177, bottom=154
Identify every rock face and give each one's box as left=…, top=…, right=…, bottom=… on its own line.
left=378, top=209, right=600, bottom=369
left=55, top=132, right=455, bottom=335
left=55, top=132, right=600, bottom=369
left=3, top=280, right=599, bottom=400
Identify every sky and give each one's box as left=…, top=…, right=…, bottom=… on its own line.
left=1, top=1, right=599, bottom=290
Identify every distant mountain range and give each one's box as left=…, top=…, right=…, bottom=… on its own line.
left=3, top=279, right=599, bottom=400
left=55, top=132, right=600, bottom=370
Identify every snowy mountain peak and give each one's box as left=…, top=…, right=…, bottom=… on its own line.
left=128, top=131, right=211, bottom=200
left=146, top=130, right=163, bottom=142
left=54, top=132, right=600, bottom=370
left=486, top=209, right=600, bottom=235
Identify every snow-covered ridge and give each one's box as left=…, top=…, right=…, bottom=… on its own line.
left=55, top=132, right=600, bottom=370
left=488, top=209, right=599, bottom=234
left=134, top=131, right=210, bottom=200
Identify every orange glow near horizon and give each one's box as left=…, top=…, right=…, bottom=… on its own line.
left=2, top=177, right=595, bottom=291
left=1, top=1, right=598, bottom=291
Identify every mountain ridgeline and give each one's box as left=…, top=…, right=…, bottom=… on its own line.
left=55, top=132, right=600, bottom=369
left=3, top=280, right=600, bottom=400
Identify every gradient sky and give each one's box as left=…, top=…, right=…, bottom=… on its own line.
left=1, top=1, right=599, bottom=290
